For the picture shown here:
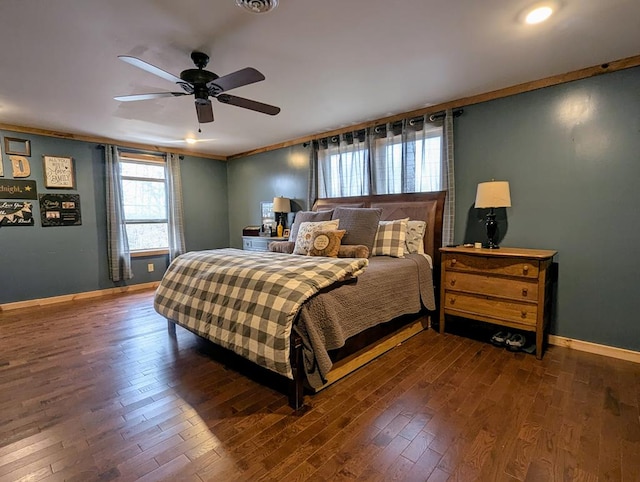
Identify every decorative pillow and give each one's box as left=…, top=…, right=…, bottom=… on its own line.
left=331, top=207, right=382, bottom=257
left=405, top=220, right=427, bottom=254
left=288, top=210, right=334, bottom=241
left=337, top=244, right=370, bottom=258
left=268, top=241, right=295, bottom=254
left=307, top=230, right=346, bottom=257
left=293, top=219, right=340, bottom=255
left=372, top=218, right=409, bottom=257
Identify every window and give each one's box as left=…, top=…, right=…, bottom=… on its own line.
left=119, top=154, right=168, bottom=252
left=316, top=117, right=444, bottom=198
left=317, top=133, right=370, bottom=198
left=372, top=120, right=443, bottom=195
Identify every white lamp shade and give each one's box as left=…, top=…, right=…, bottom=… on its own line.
left=475, top=181, right=512, bottom=208
left=273, top=196, right=291, bottom=213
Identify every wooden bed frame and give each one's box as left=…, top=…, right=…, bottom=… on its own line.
left=167, top=191, right=446, bottom=410
left=287, top=191, right=446, bottom=409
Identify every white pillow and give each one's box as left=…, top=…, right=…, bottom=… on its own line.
left=372, top=218, right=408, bottom=258
left=293, top=220, right=340, bottom=255
left=405, top=220, right=427, bottom=254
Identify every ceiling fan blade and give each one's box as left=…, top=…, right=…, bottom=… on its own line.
left=114, top=92, right=187, bottom=102
left=216, top=94, right=280, bottom=115
left=195, top=100, right=214, bottom=123
left=208, top=67, right=265, bottom=93
left=118, top=55, right=183, bottom=84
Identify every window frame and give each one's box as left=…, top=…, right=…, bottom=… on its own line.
left=118, top=152, right=169, bottom=257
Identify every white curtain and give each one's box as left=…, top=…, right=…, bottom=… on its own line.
left=371, top=116, right=444, bottom=195
left=314, top=110, right=457, bottom=245
left=166, top=153, right=186, bottom=261
left=318, top=131, right=370, bottom=198
left=105, top=145, right=133, bottom=281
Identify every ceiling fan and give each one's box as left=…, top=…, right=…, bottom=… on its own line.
left=114, top=51, right=280, bottom=123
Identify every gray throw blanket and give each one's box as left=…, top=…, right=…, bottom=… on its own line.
left=295, top=254, right=435, bottom=388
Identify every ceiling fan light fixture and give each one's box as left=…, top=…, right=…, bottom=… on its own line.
left=235, top=0, right=278, bottom=14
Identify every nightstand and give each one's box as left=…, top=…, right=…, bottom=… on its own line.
left=242, top=236, right=288, bottom=252
left=439, top=246, right=556, bottom=359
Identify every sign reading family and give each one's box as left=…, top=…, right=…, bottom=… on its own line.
left=0, top=179, right=38, bottom=199
left=0, top=201, right=34, bottom=226
left=43, top=156, right=75, bottom=189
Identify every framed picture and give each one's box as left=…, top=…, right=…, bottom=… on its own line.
left=43, top=155, right=75, bottom=188
left=4, top=137, right=31, bottom=156
left=260, top=201, right=274, bottom=226
left=282, top=228, right=290, bottom=239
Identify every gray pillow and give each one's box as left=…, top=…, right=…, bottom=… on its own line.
left=331, top=207, right=382, bottom=256
left=289, top=210, right=333, bottom=241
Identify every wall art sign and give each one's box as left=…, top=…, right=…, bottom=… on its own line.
left=0, top=179, right=38, bottom=199
left=0, top=201, right=34, bottom=226
left=4, top=137, right=31, bottom=156
left=43, top=155, right=75, bottom=188
left=39, top=193, right=82, bottom=226
left=10, top=156, right=31, bottom=178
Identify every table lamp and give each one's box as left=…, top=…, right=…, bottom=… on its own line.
left=474, top=180, right=511, bottom=249
left=273, top=196, right=291, bottom=237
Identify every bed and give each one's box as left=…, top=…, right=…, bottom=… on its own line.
left=154, top=191, right=446, bottom=409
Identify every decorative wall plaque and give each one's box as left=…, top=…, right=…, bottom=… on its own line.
left=0, top=179, right=37, bottom=199
left=39, top=193, right=82, bottom=226
left=0, top=201, right=34, bottom=226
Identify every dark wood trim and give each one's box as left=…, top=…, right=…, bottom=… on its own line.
left=0, top=122, right=227, bottom=161
left=227, top=54, right=640, bottom=160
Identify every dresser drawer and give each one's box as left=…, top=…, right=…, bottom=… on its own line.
left=443, top=253, right=539, bottom=279
left=443, top=292, right=537, bottom=327
left=444, top=272, right=539, bottom=301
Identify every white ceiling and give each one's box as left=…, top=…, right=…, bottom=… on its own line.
left=1, top=0, right=638, bottom=158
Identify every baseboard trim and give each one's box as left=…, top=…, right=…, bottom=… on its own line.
left=549, top=335, right=640, bottom=364
left=0, top=282, right=160, bottom=312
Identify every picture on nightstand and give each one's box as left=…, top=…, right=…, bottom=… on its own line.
left=282, top=228, right=290, bottom=239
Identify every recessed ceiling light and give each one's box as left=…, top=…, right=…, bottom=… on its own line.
left=522, top=2, right=558, bottom=24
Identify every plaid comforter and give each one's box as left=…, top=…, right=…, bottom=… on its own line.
left=153, top=248, right=368, bottom=379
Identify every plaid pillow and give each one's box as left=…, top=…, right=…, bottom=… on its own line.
left=372, top=218, right=408, bottom=258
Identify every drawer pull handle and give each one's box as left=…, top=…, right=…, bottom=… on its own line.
left=450, top=279, right=456, bottom=287
left=522, top=287, right=528, bottom=296
left=449, top=297, right=456, bottom=305
left=523, top=265, right=529, bottom=274
left=521, top=310, right=527, bottom=318
left=451, top=259, right=457, bottom=266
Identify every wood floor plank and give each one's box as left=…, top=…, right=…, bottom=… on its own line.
left=1, top=290, right=639, bottom=481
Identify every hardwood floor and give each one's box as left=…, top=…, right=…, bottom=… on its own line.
left=1, top=290, right=639, bottom=481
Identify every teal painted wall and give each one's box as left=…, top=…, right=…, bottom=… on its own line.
left=454, top=66, right=640, bottom=351
left=227, top=66, right=640, bottom=352
left=0, top=132, right=227, bottom=304
left=226, top=144, right=310, bottom=248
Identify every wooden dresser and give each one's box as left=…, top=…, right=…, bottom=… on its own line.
left=439, top=246, right=556, bottom=359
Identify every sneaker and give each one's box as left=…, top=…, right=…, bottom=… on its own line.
left=505, top=333, right=526, bottom=352
left=490, top=331, right=511, bottom=347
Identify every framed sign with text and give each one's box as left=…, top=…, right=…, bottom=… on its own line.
left=39, top=193, right=82, bottom=226
left=0, top=201, right=34, bottom=226
left=43, top=155, right=75, bottom=188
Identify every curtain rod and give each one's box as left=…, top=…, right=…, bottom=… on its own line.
left=307, top=108, right=464, bottom=145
